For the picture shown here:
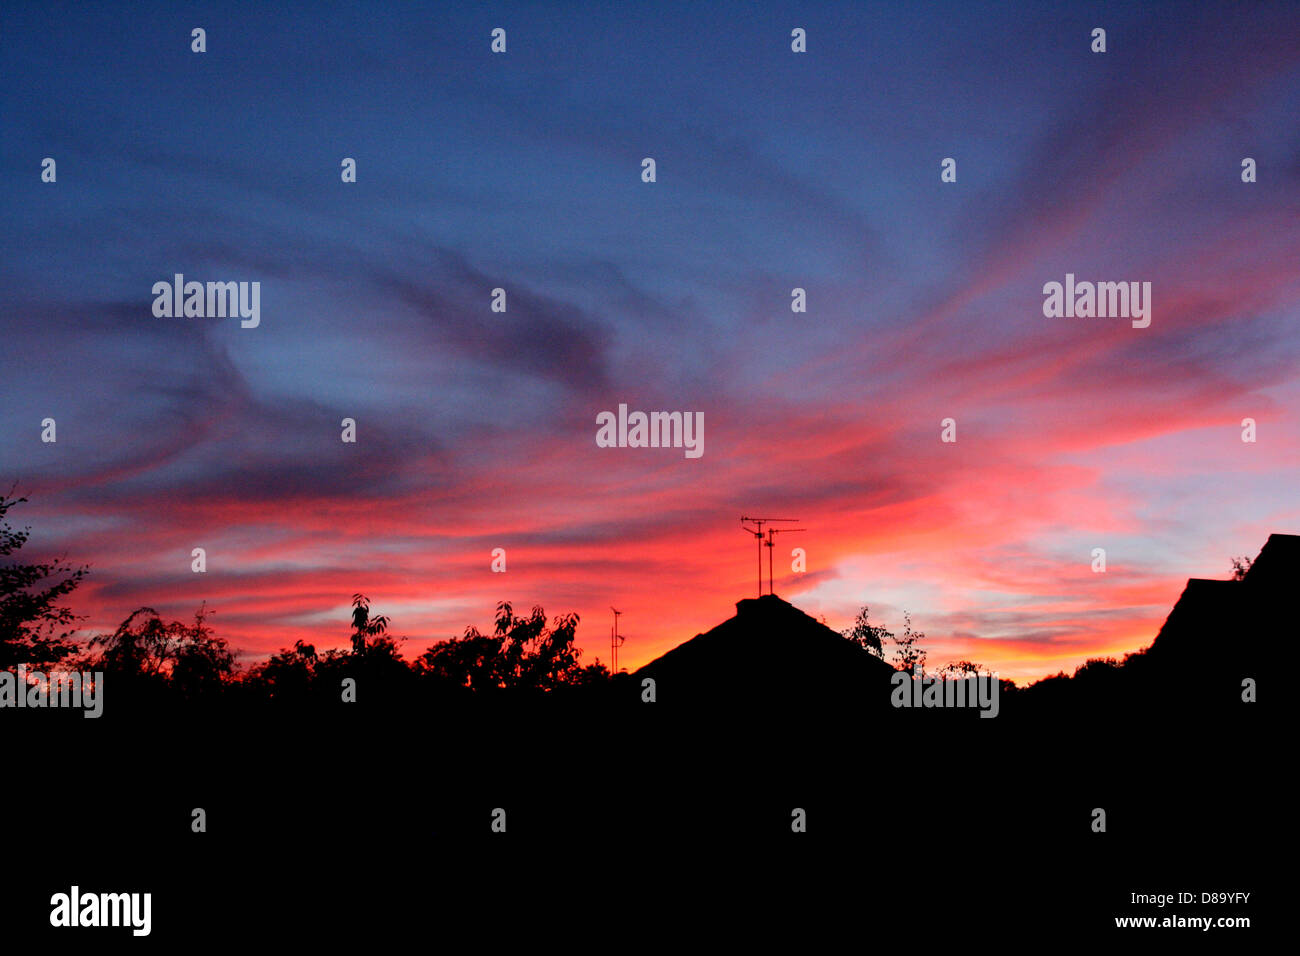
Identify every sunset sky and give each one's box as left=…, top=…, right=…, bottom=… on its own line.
left=2, top=1, right=1298, bottom=683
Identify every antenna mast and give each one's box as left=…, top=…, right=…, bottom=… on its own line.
left=740, top=516, right=799, bottom=598
left=764, top=527, right=805, bottom=595
left=610, top=607, right=625, bottom=673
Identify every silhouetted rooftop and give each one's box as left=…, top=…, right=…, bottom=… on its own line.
left=633, top=593, right=896, bottom=708
left=1147, top=533, right=1294, bottom=666
left=1241, top=532, right=1300, bottom=589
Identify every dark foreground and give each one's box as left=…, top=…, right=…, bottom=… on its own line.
left=6, top=685, right=1274, bottom=948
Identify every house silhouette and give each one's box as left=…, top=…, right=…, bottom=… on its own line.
left=633, top=593, right=897, bottom=712
left=631, top=534, right=1293, bottom=716
left=1141, top=532, right=1293, bottom=699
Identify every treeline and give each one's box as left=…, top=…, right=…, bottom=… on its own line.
left=23, top=593, right=615, bottom=706
left=2, top=492, right=1243, bottom=714
left=838, top=599, right=1238, bottom=714
left=2, top=492, right=611, bottom=705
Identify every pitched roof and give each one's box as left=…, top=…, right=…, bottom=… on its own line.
left=1242, top=532, right=1300, bottom=590
left=633, top=594, right=897, bottom=709
left=1147, top=533, right=1295, bottom=665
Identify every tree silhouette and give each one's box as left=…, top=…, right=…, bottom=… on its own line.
left=245, top=639, right=325, bottom=702
left=841, top=605, right=892, bottom=658
left=0, top=492, right=88, bottom=668
left=82, top=607, right=174, bottom=696
left=350, top=593, right=390, bottom=655
left=82, top=603, right=235, bottom=697
left=418, top=601, right=589, bottom=692
left=889, top=611, right=928, bottom=673
left=169, top=603, right=236, bottom=698
left=937, top=659, right=984, bottom=678
left=416, top=628, right=507, bottom=693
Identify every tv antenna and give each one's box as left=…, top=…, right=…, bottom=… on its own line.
left=764, top=526, right=805, bottom=595
left=610, top=607, right=625, bottom=673
left=740, top=516, right=799, bottom=598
